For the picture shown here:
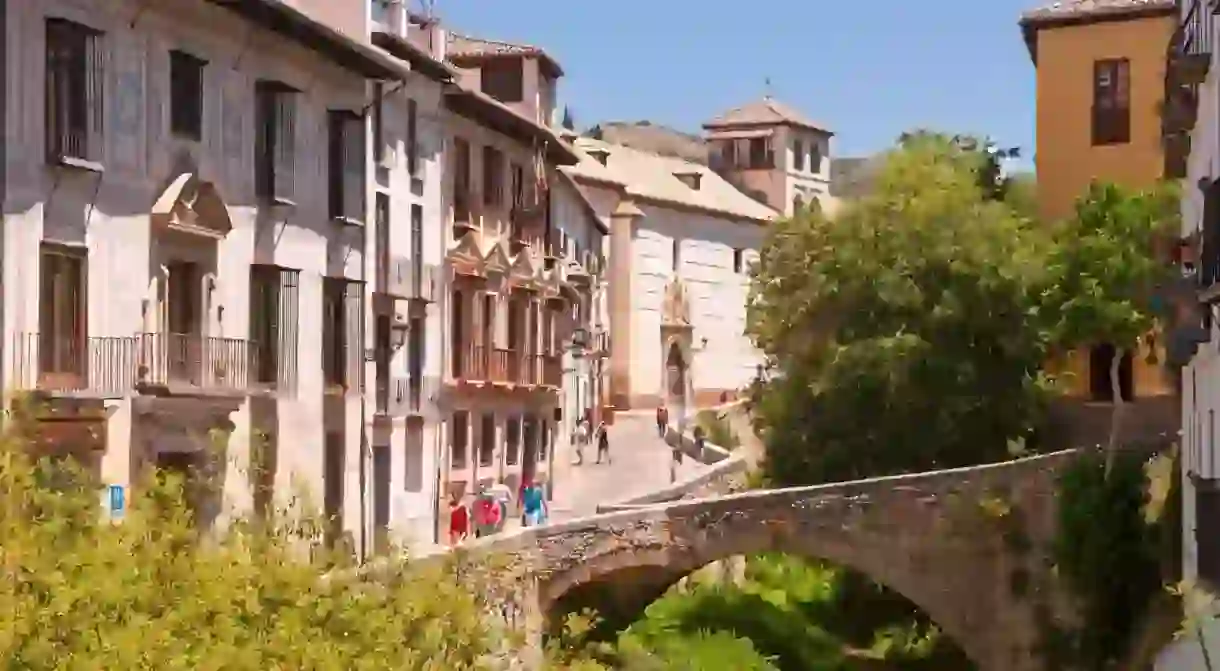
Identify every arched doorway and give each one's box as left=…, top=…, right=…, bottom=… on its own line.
left=665, top=342, right=687, bottom=410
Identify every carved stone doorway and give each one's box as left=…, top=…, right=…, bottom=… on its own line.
left=665, top=342, right=688, bottom=411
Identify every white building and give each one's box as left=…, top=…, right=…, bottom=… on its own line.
left=0, top=0, right=468, bottom=559
left=1160, top=0, right=1220, bottom=667
left=563, top=136, right=772, bottom=415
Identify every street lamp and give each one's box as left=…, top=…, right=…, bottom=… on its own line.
left=390, top=316, right=410, bottom=351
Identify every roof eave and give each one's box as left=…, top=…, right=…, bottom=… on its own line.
left=444, top=86, right=579, bottom=165
left=448, top=51, right=565, bottom=78
left=371, top=31, right=457, bottom=83
left=703, top=120, right=835, bottom=137
left=627, top=190, right=774, bottom=226
left=203, top=0, right=403, bottom=79
left=1018, top=2, right=1176, bottom=63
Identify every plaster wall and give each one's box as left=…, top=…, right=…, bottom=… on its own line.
left=3, top=0, right=375, bottom=543
left=628, top=204, right=762, bottom=408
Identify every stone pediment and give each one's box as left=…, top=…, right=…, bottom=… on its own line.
left=150, top=173, right=232, bottom=239
left=447, top=230, right=485, bottom=276
left=662, top=278, right=692, bottom=329
left=509, top=248, right=542, bottom=289
left=483, top=238, right=512, bottom=276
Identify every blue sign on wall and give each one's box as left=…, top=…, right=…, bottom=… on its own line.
left=108, top=485, right=125, bottom=519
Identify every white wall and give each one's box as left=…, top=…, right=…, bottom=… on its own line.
left=371, top=69, right=448, bottom=547
left=629, top=204, right=762, bottom=403
left=4, top=0, right=372, bottom=543
left=1166, top=5, right=1220, bottom=668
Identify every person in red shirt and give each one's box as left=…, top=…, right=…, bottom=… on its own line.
left=448, top=495, right=470, bottom=545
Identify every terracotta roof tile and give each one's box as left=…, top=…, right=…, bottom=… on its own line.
left=446, top=32, right=564, bottom=77
left=563, top=138, right=778, bottom=223
left=703, top=97, right=831, bottom=135
left=1019, top=0, right=1173, bottom=25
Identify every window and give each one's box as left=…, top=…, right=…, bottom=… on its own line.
left=505, top=416, right=521, bottom=465
left=479, top=414, right=496, bottom=467
left=716, top=141, right=737, bottom=169
left=672, top=239, right=681, bottom=272
left=45, top=18, right=104, bottom=164
left=39, top=244, right=86, bottom=384
left=408, top=315, right=425, bottom=406
left=411, top=204, right=424, bottom=292
left=1092, top=59, right=1130, bottom=146
left=538, top=421, right=549, bottom=462
left=481, top=59, right=524, bottom=103
left=375, top=193, right=390, bottom=288
left=793, top=140, right=805, bottom=171
left=453, top=138, right=471, bottom=217
left=748, top=138, right=773, bottom=169
left=404, top=422, right=424, bottom=492
left=371, top=83, right=384, bottom=164
left=329, top=110, right=365, bottom=222
left=451, top=411, right=469, bottom=469
left=809, top=143, right=822, bottom=174
left=323, top=432, right=344, bottom=547
left=249, top=265, right=299, bottom=391
left=733, top=248, right=744, bottom=274
left=322, top=278, right=362, bottom=389
left=483, top=146, right=504, bottom=208
left=255, top=81, right=297, bottom=202
left=407, top=97, right=419, bottom=176
left=169, top=50, right=205, bottom=141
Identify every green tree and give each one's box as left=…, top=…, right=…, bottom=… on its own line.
left=1043, top=181, right=1179, bottom=465
left=747, top=132, right=1055, bottom=485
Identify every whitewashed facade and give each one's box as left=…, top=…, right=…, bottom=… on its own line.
left=0, top=0, right=463, bottom=558
left=564, top=137, right=769, bottom=415
left=1160, top=0, right=1220, bottom=667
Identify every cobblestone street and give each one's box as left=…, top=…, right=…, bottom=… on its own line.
left=548, top=412, right=705, bottom=521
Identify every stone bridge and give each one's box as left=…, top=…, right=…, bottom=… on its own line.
left=462, top=447, right=1093, bottom=671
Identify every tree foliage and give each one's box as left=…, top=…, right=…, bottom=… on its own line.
left=747, top=132, right=1056, bottom=484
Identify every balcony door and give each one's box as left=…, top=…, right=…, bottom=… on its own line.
left=165, top=261, right=201, bottom=384
left=38, top=244, right=86, bottom=389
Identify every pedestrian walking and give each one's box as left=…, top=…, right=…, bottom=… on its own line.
left=656, top=404, right=669, bottom=439
left=693, top=424, right=706, bottom=459
left=573, top=419, right=588, bottom=465
left=521, top=478, right=547, bottom=527
left=596, top=421, right=611, bottom=464
left=447, top=495, right=470, bottom=546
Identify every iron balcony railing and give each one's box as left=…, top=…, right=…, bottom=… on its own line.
left=12, top=333, right=258, bottom=396
left=541, top=354, right=562, bottom=387
left=11, top=333, right=139, bottom=397
left=137, top=333, right=254, bottom=393
left=386, top=256, right=439, bottom=302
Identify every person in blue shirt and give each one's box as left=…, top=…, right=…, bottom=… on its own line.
left=521, top=478, right=547, bottom=527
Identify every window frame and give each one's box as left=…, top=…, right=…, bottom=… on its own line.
left=254, top=80, right=298, bottom=204
left=169, top=49, right=206, bottom=141
left=1091, top=58, right=1131, bottom=146
left=45, top=17, right=105, bottom=167
left=328, top=109, right=366, bottom=224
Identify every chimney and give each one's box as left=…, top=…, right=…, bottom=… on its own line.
left=407, top=9, right=446, bottom=60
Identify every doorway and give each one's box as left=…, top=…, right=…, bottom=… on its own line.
left=665, top=342, right=687, bottom=409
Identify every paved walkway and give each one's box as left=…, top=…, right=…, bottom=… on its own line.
left=548, top=412, right=704, bottom=522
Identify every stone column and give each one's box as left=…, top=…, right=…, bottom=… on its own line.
left=608, top=199, right=643, bottom=409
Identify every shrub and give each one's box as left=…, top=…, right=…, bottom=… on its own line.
left=0, top=430, right=583, bottom=670
left=695, top=410, right=740, bottom=451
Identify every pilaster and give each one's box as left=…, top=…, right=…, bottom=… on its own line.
left=607, top=199, right=642, bottom=409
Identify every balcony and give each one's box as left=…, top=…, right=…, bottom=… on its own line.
left=541, top=354, right=562, bottom=387
left=376, top=375, right=437, bottom=417
left=385, top=256, right=438, bottom=303
left=1171, top=0, right=1212, bottom=87
left=11, top=334, right=139, bottom=397
left=456, top=343, right=490, bottom=382
left=489, top=348, right=515, bottom=384
left=137, top=333, right=254, bottom=395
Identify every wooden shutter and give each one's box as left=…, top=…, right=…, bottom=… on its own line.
left=344, top=281, right=364, bottom=391
left=278, top=269, right=299, bottom=394
left=272, top=89, right=295, bottom=202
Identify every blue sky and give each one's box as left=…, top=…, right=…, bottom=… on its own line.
left=435, top=0, right=1040, bottom=163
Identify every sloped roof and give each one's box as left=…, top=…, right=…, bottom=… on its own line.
left=563, top=137, right=778, bottom=223
left=446, top=32, right=563, bottom=77
left=703, top=97, right=832, bottom=135
left=1018, top=0, right=1174, bottom=61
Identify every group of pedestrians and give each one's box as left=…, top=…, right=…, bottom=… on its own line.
left=446, top=478, right=550, bottom=546
left=572, top=415, right=611, bottom=466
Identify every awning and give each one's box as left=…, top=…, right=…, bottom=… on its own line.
left=204, top=0, right=405, bottom=79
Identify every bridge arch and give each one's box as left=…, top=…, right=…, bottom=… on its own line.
left=523, top=450, right=1083, bottom=671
